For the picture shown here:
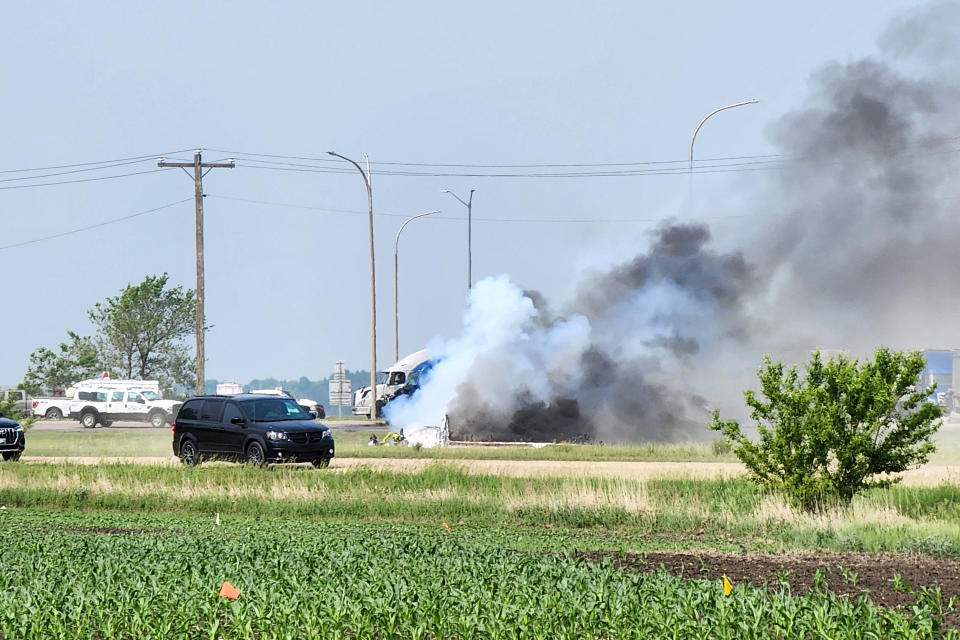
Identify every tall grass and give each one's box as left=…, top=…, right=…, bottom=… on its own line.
left=1, top=461, right=958, bottom=557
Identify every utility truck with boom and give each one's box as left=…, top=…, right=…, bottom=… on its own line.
left=67, top=379, right=182, bottom=428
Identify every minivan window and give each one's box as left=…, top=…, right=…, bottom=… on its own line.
left=178, top=400, right=201, bottom=420
left=199, top=399, right=225, bottom=422
left=222, top=403, right=244, bottom=424
left=240, top=398, right=310, bottom=422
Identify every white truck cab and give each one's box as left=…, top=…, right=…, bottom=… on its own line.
left=352, top=349, right=430, bottom=417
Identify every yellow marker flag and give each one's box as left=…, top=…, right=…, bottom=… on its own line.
left=722, top=574, right=733, bottom=596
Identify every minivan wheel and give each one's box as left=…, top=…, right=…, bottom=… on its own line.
left=180, top=440, right=199, bottom=467
left=80, top=412, right=97, bottom=429
left=149, top=412, right=166, bottom=428
left=311, top=458, right=330, bottom=469
left=45, top=407, right=63, bottom=419
left=246, top=442, right=266, bottom=467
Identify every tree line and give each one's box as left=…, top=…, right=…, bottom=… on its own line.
left=204, top=370, right=373, bottom=405
left=22, top=274, right=195, bottom=396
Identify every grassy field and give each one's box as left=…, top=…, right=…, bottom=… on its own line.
left=22, top=426, right=739, bottom=461
left=1, top=462, right=959, bottom=558
left=24, top=420, right=960, bottom=463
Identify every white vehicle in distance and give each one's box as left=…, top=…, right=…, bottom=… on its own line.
left=248, top=387, right=325, bottom=419
left=67, top=379, right=182, bottom=429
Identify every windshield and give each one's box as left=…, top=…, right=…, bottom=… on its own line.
left=139, top=391, right=161, bottom=401
left=376, top=372, right=389, bottom=385
left=240, top=398, right=310, bottom=422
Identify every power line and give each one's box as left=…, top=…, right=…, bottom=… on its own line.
left=208, top=147, right=782, bottom=168
left=0, top=149, right=194, bottom=175
left=233, top=159, right=786, bottom=178
left=0, top=158, right=157, bottom=184
left=208, top=136, right=960, bottom=171
left=0, top=198, right=192, bottom=251
left=206, top=193, right=765, bottom=223
left=0, top=168, right=173, bottom=191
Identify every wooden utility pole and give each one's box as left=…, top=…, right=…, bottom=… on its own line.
left=158, top=150, right=235, bottom=395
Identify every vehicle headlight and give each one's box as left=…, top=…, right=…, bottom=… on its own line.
left=266, top=431, right=288, bottom=441
left=322, top=429, right=331, bottom=439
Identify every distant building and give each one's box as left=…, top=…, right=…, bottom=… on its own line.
left=215, top=381, right=243, bottom=395
left=920, top=349, right=956, bottom=411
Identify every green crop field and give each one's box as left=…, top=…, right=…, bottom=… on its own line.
left=7, top=425, right=960, bottom=637
left=0, top=508, right=957, bottom=639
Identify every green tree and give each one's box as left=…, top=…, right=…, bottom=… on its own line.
left=709, top=348, right=943, bottom=511
left=88, top=273, right=196, bottom=393
left=22, top=331, right=104, bottom=395
left=0, top=394, right=35, bottom=429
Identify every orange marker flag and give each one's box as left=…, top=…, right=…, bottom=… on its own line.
left=442, top=521, right=452, bottom=531
left=722, top=574, right=733, bottom=596
left=219, top=581, right=240, bottom=600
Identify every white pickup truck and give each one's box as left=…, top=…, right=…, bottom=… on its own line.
left=32, top=397, right=72, bottom=419
left=67, top=379, right=182, bottom=428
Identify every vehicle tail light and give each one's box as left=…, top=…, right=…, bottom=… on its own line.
left=32, top=400, right=38, bottom=408
left=171, top=421, right=177, bottom=434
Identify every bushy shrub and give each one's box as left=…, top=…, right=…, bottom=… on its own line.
left=710, top=348, right=943, bottom=511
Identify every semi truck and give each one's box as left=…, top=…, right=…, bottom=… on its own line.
left=352, top=349, right=431, bottom=417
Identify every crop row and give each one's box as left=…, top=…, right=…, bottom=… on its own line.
left=0, top=509, right=955, bottom=639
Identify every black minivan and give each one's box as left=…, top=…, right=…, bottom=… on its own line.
left=172, top=394, right=334, bottom=468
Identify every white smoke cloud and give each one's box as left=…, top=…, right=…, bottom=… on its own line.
left=384, top=275, right=592, bottom=433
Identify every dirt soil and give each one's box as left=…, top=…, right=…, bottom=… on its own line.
left=576, top=550, right=960, bottom=628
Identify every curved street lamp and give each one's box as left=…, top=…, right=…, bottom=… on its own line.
left=440, top=188, right=475, bottom=290
left=327, top=151, right=379, bottom=419
left=394, top=210, right=440, bottom=362
left=689, top=99, right=759, bottom=172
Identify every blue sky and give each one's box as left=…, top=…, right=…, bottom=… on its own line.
left=0, top=1, right=927, bottom=385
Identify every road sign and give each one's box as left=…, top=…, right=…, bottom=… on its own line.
left=329, top=361, right=353, bottom=416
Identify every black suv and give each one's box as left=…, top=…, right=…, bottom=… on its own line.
left=0, top=411, right=25, bottom=461
left=172, top=394, right=334, bottom=468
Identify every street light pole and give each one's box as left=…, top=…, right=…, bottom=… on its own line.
left=327, top=151, right=379, bottom=420
left=689, top=99, right=759, bottom=173
left=441, top=189, right=475, bottom=290
left=394, top=210, right=440, bottom=362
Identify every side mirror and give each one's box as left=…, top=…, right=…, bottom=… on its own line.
left=230, top=416, right=244, bottom=425
left=309, top=410, right=318, bottom=419
left=0, top=411, right=4, bottom=418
